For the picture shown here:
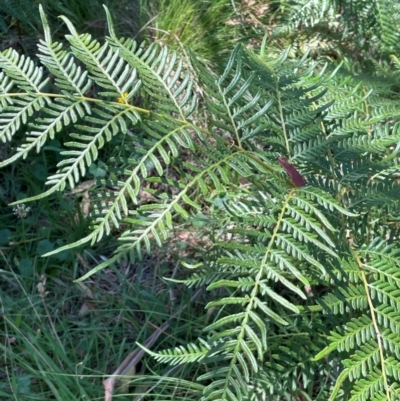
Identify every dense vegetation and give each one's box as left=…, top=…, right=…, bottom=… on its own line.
left=1, top=1, right=400, bottom=400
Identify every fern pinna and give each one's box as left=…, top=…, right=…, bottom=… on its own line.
left=1, top=5, right=400, bottom=401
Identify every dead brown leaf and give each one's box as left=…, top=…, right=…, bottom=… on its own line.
left=69, top=180, right=96, bottom=195
left=78, top=301, right=98, bottom=316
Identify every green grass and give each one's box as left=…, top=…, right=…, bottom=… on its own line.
left=141, top=0, right=240, bottom=63
left=0, top=0, right=141, bottom=54
left=1, top=247, right=208, bottom=400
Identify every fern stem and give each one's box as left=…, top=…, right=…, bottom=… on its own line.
left=260, top=187, right=296, bottom=281
left=220, top=84, right=243, bottom=149
left=313, top=101, right=340, bottom=193
left=223, top=187, right=295, bottom=397
left=0, top=92, right=151, bottom=115
left=350, top=247, right=391, bottom=401
left=276, top=80, right=291, bottom=158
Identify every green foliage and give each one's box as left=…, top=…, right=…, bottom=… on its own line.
left=141, top=0, right=237, bottom=62
left=0, top=0, right=40, bottom=33
left=1, top=257, right=198, bottom=401
left=0, top=0, right=140, bottom=53
left=269, top=0, right=400, bottom=71
left=2, top=2, right=400, bottom=400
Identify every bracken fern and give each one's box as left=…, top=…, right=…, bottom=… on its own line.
left=2, top=3, right=400, bottom=400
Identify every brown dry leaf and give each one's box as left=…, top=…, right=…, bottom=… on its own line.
left=81, top=191, right=91, bottom=217
left=7, top=336, right=16, bottom=345
left=78, top=301, right=91, bottom=316
left=225, top=0, right=269, bottom=27
left=174, top=231, right=199, bottom=247
left=85, top=20, right=107, bottom=28
left=37, top=275, right=49, bottom=298
left=76, top=282, right=94, bottom=299
left=69, top=180, right=96, bottom=195
left=74, top=191, right=91, bottom=223
left=304, top=285, right=314, bottom=298
left=103, top=322, right=170, bottom=401
left=138, top=188, right=156, bottom=202
left=78, top=301, right=98, bottom=316
left=76, top=253, right=90, bottom=269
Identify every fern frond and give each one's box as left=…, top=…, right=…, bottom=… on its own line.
left=104, top=6, right=196, bottom=120
left=0, top=96, right=48, bottom=155
left=60, top=15, right=140, bottom=103
left=37, top=6, right=92, bottom=97
left=0, top=48, right=48, bottom=92
left=139, top=340, right=210, bottom=365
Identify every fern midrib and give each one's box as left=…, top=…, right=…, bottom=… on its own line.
left=222, top=187, right=296, bottom=398
left=344, top=247, right=389, bottom=401
left=276, top=80, right=291, bottom=157
left=0, top=92, right=151, bottom=114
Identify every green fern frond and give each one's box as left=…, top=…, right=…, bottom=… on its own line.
left=374, top=1, right=400, bottom=48
left=61, top=16, right=140, bottom=102
left=104, top=7, right=196, bottom=120
left=0, top=48, right=48, bottom=92
left=38, top=7, right=92, bottom=97
left=0, top=95, right=48, bottom=155
left=139, top=341, right=210, bottom=365
left=0, top=48, right=50, bottom=156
